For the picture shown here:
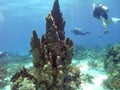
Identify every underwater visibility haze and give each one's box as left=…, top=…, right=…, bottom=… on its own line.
left=0, top=0, right=120, bottom=90
left=0, top=0, right=120, bottom=53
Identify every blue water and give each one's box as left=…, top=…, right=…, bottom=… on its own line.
left=0, top=0, right=120, bottom=53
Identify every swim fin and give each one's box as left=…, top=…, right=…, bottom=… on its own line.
left=111, top=17, right=120, bottom=24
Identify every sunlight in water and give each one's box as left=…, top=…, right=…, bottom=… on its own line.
left=0, top=13, right=4, bottom=23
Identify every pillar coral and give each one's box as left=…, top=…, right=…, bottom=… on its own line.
left=11, top=0, right=81, bottom=90
left=31, top=0, right=74, bottom=89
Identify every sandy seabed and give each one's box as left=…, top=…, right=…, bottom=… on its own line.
left=1, top=59, right=109, bottom=90
left=72, top=59, right=109, bottom=90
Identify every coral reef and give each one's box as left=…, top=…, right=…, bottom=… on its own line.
left=103, top=74, right=120, bottom=90
left=0, top=52, right=32, bottom=89
left=73, top=45, right=88, bottom=60
left=0, top=52, right=8, bottom=65
left=105, top=44, right=120, bottom=65
left=30, top=0, right=75, bottom=89
left=73, top=45, right=105, bottom=60
left=0, top=52, right=32, bottom=66
left=81, top=73, right=94, bottom=83
left=0, top=52, right=32, bottom=77
left=103, top=44, right=120, bottom=89
left=88, top=59, right=104, bottom=71
left=0, top=65, right=7, bottom=80
left=0, top=65, right=8, bottom=88
left=63, top=65, right=81, bottom=90
left=10, top=0, right=81, bottom=90
left=10, top=68, right=37, bottom=90
left=7, top=63, right=25, bottom=76
left=104, top=44, right=120, bottom=74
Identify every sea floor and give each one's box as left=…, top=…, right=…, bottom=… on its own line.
left=72, top=58, right=109, bottom=90
left=0, top=58, right=109, bottom=90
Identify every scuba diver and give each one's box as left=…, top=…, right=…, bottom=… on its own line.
left=71, top=28, right=91, bottom=35
left=93, top=3, right=120, bottom=37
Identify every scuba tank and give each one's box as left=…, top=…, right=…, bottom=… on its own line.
left=99, top=4, right=109, bottom=13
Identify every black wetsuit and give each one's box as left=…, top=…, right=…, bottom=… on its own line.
left=93, top=6, right=108, bottom=20
left=72, top=30, right=91, bottom=35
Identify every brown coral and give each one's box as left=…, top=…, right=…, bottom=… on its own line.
left=30, top=0, right=74, bottom=89
left=10, top=68, right=37, bottom=90
left=11, top=0, right=81, bottom=90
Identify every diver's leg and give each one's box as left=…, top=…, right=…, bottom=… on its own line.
left=100, top=18, right=109, bottom=34
left=106, top=19, right=113, bottom=25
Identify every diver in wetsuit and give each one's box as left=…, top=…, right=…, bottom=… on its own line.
left=93, top=3, right=120, bottom=35
left=93, top=4, right=109, bottom=34
left=93, top=4, right=108, bottom=20
left=71, top=28, right=91, bottom=35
